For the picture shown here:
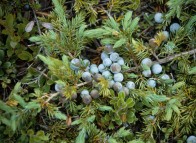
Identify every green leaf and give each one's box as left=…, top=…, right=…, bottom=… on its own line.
left=171, top=105, right=180, bottom=115
left=188, top=66, right=196, bottom=75
left=18, top=51, right=33, bottom=61
left=171, top=81, right=185, bottom=91
left=113, top=38, right=126, bottom=48
left=87, top=115, right=95, bottom=122
left=54, top=111, right=67, bottom=120
left=98, top=106, right=113, bottom=111
left=165, top=108, right=173, bottom=121
left=122, top=11, right=133, bottom=30
left=75, top=128, right=86, bottom=143
left=0, top=100, right=15, bottom=113
left=25, top=102, right=41, bottom=111
left=13, top=94, right=26, bottom=108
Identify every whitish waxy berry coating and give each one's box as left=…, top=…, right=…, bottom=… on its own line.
left=102, top=70, right=112, bottom=79
left=98, top=64, right=105, bottom=73
left=70, top=58, right=81, bottom=70
left=83, top=59, right=90, bottom=66
left=154, top=12, right=163, bottom=23
left=170, top=23, right=181, bottom=33
left=103, top=58, right=112, bottom=67
left=117, top=57, right=125, bottom=65
left=93, top=73, right=103, bottom=82
left=142, top=70, right=152, bottom=77
left=109, top=80, right=115, bottom=88
left=160, top=74, right=170, bottom=80
left=126, top=81, right=135, bottom=89
left=141, top=58, right=153, bottom=67
left=114, top=73, right=124, bottom=82
left=187, top=136, right=196, bottom=143
left=113, top=82, right=123, bottom=91
left=147, top=79, right=156, bottom=88
left=162, top=31, right=169, bottom=40
left=101, top=52, right=109, bottom=60
left=82, top=94, right=92, bottom=105
left=147, top=115, right=155, bottom=121
left=120, top=87, right=129, bottom=96
left=55, top=83, right=64, bottom=92
left=110, top=52, right=120, bottom=62
left=90, top=66, right=99, bottom=74
left=90, top=89, right=99, bottom=99
left=80, top=89, right=90, bottom=98
left=152, top=63, right=162, bottom=74
left=41, top=22, right=53, bottom=30
left=90, top=64, right=97, bottom=68
left=82, top=72, right=92, bottom=82
left=110, top=63, right=121, bottom=73
left=104, top=44, right=114, bottom=54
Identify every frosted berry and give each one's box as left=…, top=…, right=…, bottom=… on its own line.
left=98, top=64, right=106, bottom=73
left=82, top=72, right=92, bottom=82
left=83, top=59, right=90, bottom=66
left=90, top=89, right=99, bottom=99
left=90, top=64, right=97, bottom=68
left=90, top=66, right=99, bottom=74
left=126, top=81, right=135, bottom=89
left=103, top=58, right=112, bottom=67
left=93, top=73, right=103, bottom=82
left=109, top=80, right=115, bottom=88
left=162, top=31, right=169, bottom=40
left=71, top=93, right=77, bottom=100
left=154, top=12, right=163, bottom=23
left=102, top=70, right=112, bottom=79
left=104, top=44, right=114, bottom=54
left=160, top=74, right=170, bottom=80
left=110, top=63, right=121, bottom=73
left=82, top=94, right=92, bottom=105
left=147, top=115, right=155, bottom=121
left=170, top=23, right=181, bottom=33
left=113, top=82, right=123, bottom=91
left=55, top=83, right=64, bottom=92
left=187, top=136, right=196, bottom=143
left=70, top=58, right=81, bottom=70
left=120, top=87, right=129, bottom=96
left=80, top=89, right=90, bottom=98
left=114, top=73, right=124, bottom=82
left=101, top=52, right=109, bottom=60
left=142, top=70, right=152, bottom=77
left=24, top=4, right=31, bottom=11
left=117, top=57, right=125, bottom=66
left=110, top=52, right=120, bottom=62
left=147, top=79, right=156, bottom=88
left=141, top=58, right=153, bottom=67
left=41, top=22, right=53, bottom=30
left=152, top=63, right=162, bottom=74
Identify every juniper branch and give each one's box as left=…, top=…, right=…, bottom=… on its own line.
left=125, top=49, right=196, bottom=72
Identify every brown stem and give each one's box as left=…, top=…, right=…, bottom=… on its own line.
left=45, top=92, right=60, bottom=103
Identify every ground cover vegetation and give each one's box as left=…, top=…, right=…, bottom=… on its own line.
left=0, top=0, right=195, bottom=142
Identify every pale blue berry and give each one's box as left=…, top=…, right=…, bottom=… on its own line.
left=104, top=44, right=114, bottom=54
left=82, top=94, right=92, bottom=104
left=147, top=79, right=156, bottom=88
left=170, top=23, right=181, bottom=33
left=102, top=70, right=112, bottom=79
left=55, top=83, right=64, bottom=92
left=187, top=136, right=196, bottom=143
left=82, top=72, right=92, bottom=82
left=152, top=63, right=162, bottom=74
left=142, top=70, right=152, bottom=77
left=109, top=80, right=115, bottom=88
left=90, top=66, right=99, bottom=74
left=90, top=64, right=97, bottom=68
left=160, top=74, right=170, bottom=80
left=70, top=58, right=81, bottom=70
left=113, top=82, right=123, bottom=91
left=90, top=89, right=99, bottom=99
left=101, top=52, right=109, bottom=60
left=114, top=73, right=124, bottom=82
left=93, top=73, right=103, bottom=82
left=103, top=58, right=112, bottom=67
left=120, top=86, right=129, bottom=95
left=83, top=59, right=90, bottom=66
left=162, top=31, right=169, bottom=40
left=147, top=115, right=155, bottom=121
left=117, top=57, right=125, bottom=65
left=110, top=63, right=121, bottom=73
left=98, top=64, right=106, bottom=73
left=126, top=81, right=135, bottom=89
left=80, top=89, right=90, bottom=98
left=110, top=52, right=119, bottom=62
left=154, top=12, right=163, bottom=23
left=141, top=58, right=153, bottom=67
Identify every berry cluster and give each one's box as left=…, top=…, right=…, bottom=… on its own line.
left=141, top=58, right=170, bottom=88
